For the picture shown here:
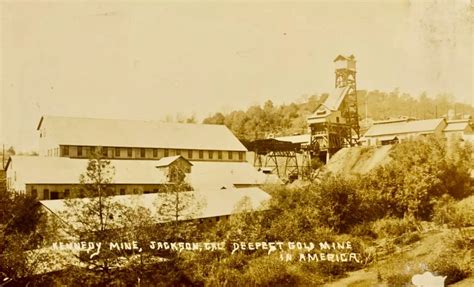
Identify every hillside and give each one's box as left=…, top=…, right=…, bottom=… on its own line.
left=324, top=145, right=393, bottom=175
left=203, top=90, right=474, bottom=142
left=324, top=226, right=474, bottom=287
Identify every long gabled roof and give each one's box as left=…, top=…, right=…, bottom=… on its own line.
left=37, top=116, right=247, bottom=151
left=40, top=187, right=271, bottom=227
left=7, top=156, right=168, bottom=185
left=364, top=118, right=445, bottom=137
left=7, top=156, right=271, bottom=190
left=188, top=161, right=279, bottom=190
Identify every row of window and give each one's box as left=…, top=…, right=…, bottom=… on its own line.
left=59, top=146, right=245, bottom=161
left=32, top=186, right=163, bottom=200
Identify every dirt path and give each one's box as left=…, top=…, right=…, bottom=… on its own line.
left=324, top=269, right=383, bottom=287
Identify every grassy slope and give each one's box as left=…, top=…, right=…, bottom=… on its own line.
left=324, top=227, right=473, bottom=287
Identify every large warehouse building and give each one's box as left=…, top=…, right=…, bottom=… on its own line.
left=6, top=116, right=276, bottom=205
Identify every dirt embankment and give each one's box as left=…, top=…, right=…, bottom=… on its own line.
left=324, top=145, right=393, bottom=176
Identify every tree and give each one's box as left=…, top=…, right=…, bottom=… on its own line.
left=61, top=147, right=121, bottom=281
left=6, top=146, right=15, bottom=156
left=363, top=136, right=472, bottom=220
left=154, top=165, right=202, bottom=241
left=203, top=112, right=225, bottom=125
left=214, top=196, right=266, bottom=243
left=0, top=190, right=44, bottom=283
left=185, top=114, right=197, bottom=124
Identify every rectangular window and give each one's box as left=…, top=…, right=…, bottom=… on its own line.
left=102, top=147, right=108, bottom=157
left=31, top=189, right=38, bottom=199
left=77, top=146, right=83, bottom=157
left=43, top=189, right=50, bottom=200
left=218, top=151, right=222, bottom=160
left=239, top=152, right=244, bottom=161
left=63, top=146, right=69, bottom=156
left=127, top=148, right=133, bottom=157
left=115, top=147, right=120, bottom=157
left=50, top=191, right=59, bottom=200
left=164, top=149, right=169, bottom=157
left=89, top=146, right=95, bottom=156
left=120, top=188, right=125, bottom=195
left=199, top=150, right=204, bottom=159
left=140, top=148, right=146, bottom=158
left=153, top=149, right=158, bottom=157
left=228, top=151, right=233, bottom=160
left=176, top=149, right=181, bottom=156
left=188, top=150, right=193, bottom=159
left=209, top=151, right=214, bottom=159
left=64, top=189, right=70, bottom=198
left=144, top=190, right=151, bottom=194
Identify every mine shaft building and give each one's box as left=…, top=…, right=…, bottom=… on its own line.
left=307, top=55, right=360, bottom=162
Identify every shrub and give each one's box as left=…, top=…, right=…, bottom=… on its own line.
left=385, top=273, right=412, bottom=287
left=429, top=258, right=470, bottom=285
left=349, top=222, right=377, bottom=239
left=311, top=175, right=366, bottom=233
left=243, top=255, right=298, bottom=286
left=426, top=231, right=472, bottom=285
left=372, top=217, right=417, bottom=238
left=394, top=232, right=421, bottom=245
left=363, top=137, right=472, bottom=220
left=433, top=195, right=474, bottom=228
left=393, top=232, right=420, bottom=245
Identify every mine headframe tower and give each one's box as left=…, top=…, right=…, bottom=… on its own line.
left=307, top=55, right=360, bottom=162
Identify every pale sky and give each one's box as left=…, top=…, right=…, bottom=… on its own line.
left=1, top=0, right=473, bottom=151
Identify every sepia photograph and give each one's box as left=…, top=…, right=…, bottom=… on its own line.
left=0, top=0, right=473, bottom=286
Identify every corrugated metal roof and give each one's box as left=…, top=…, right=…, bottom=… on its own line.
left=444, top=120, right=471, bottom=132
left=364, top=118, right=445, bottom=137
left=7, top=156, right=270, bottom=190
left=189, top=161, right=276, bottom=190
left=8, top=156, right=167, bottom=185
left=41, top=187, right=271, bottom=228
left=38, top=116, right=247, bottom=151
